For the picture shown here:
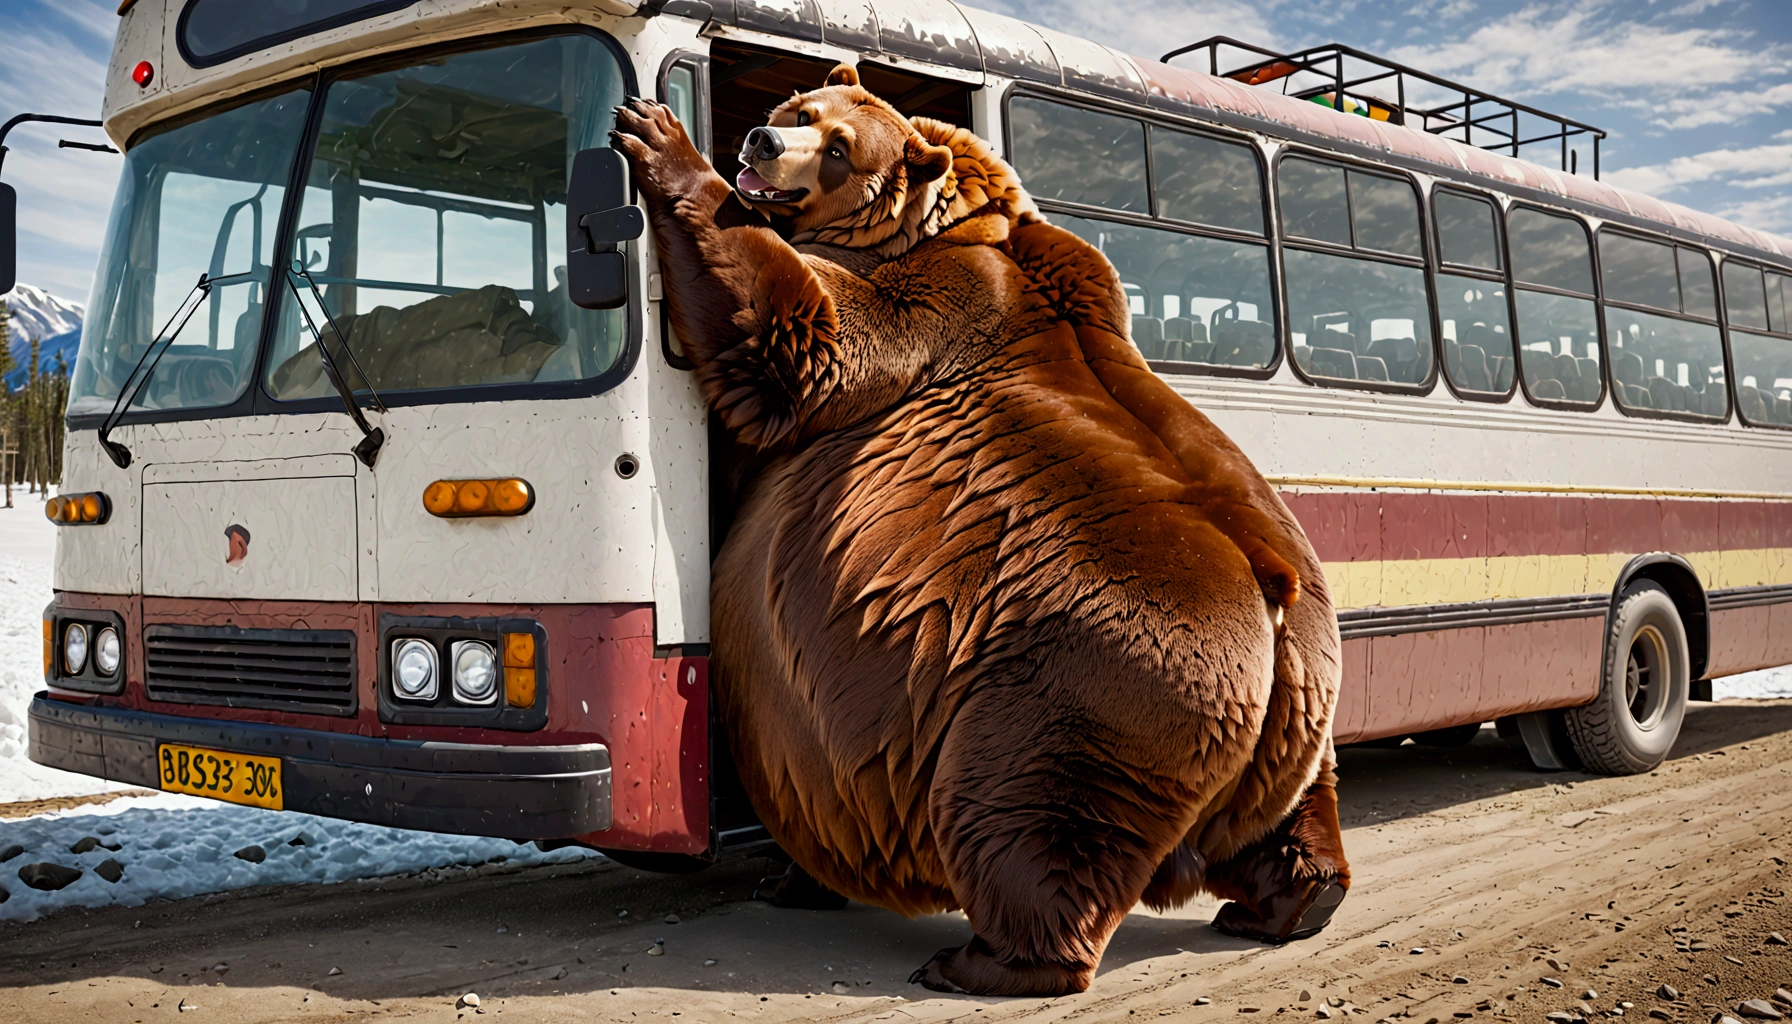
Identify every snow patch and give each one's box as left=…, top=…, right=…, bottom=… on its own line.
left=1711, top=665, right=1792, bottom=700
left=0, top=792, right=596, bottom=923
left=0, top=497, right=118, bottom=803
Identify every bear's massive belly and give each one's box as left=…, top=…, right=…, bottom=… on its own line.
left=711, top=329, right=1284, bottom=913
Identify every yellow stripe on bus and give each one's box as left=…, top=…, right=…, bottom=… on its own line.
left=1270, top=474, right=1792, bottom=501
left=1325, top=548, right=1792, bottom=611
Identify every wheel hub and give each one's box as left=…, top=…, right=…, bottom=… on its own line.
left=1625, top=625, right=1667, bottom=728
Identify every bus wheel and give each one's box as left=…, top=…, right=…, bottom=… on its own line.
left=1564, top=581, right=1690, bottom=775
left=595, top=849, right=713, bottom=874
left=1411, top=722, right=1481, bottom=747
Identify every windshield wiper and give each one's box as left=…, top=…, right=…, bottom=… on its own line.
left=98, top=273, right=212, bottom=469
left=284, top=259, right=386, bottom=467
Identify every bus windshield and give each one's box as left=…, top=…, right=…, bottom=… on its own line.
left=265, top=34, right=627, bottom=400
left=69, top=31, right=630, bottom=420
left=70, top=89, right=311, bottom=418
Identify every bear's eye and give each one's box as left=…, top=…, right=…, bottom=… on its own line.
left=796, top=110, right=811, bottom=127
left=826, top=145, right=845, bottom=160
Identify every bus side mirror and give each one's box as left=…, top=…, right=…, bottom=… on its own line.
left=0, top=182, right=15, bottom=295
left=566, top=148, right=644, bottom=310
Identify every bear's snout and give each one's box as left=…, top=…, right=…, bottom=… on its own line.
left=744, top=126, right=786, bottom=161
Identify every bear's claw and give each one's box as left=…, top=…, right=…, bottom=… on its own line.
left=909, top=947, right=971, bottom=993
left=1210, top=876, right=1347, bottom=944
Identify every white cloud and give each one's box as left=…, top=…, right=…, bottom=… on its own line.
left=1713, top=193, right=1792, bottom=235
left=969, top=0, right=1279, bottom=61
left=1385, top=0, right=1792, bottom=131
left=1668, top=0, right=1734, bottom=15
left=1605, top=142, right=1792, bottom=195
left=1403, top=0, right=1478, bottom=18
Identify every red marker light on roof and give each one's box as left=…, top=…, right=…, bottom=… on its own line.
left=132, top=61, right=153, bottom=88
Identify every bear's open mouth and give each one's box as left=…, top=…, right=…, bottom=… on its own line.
left=736, top=166, right=808, bottom=204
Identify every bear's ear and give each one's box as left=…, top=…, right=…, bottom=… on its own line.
left=904, top=135, right=953, bottom=185
left=825, top=63, right=860, bottom=87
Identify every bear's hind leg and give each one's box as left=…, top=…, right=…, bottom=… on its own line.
left=754, top=861, right=850, bottom=910
left=914, top=810, right=1165, bottom=996
left=1206, top=768, right=1349, bottom=943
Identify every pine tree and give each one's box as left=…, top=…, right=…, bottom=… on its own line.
left=0, top=297, right=14, bottom=382
left=49, top=348, right=68, bottom=485
left=25, top=336, right=40, bottom=494
left=0, top=298, right=12, bottom=507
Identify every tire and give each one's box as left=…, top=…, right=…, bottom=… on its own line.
left=1563, top=581, right=1689, bottom=775
left=1412, top=722, right=1482, bottom=747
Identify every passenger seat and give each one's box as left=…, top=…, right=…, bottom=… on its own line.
left=1213, top=319, right=1273, bottom=366
left=1739, top=385, right=1769, bottom=423
left=1164, top=316, right=1206, bottom=361
left=1364, top=336, right=1418, bottom=383
left=1647, top=377, right=1687, bottom=411
left=1452, top=342, right=1492, bottom=392
left=1307, top=347, right=1358, bottom=380
left=1132, top=316, right=1166, bottom=359
left=1489, top=354, right=1513, bottom=391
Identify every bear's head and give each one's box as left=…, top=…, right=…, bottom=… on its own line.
left=733, top=65, right=1030, bottom=257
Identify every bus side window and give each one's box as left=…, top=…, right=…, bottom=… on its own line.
left=1729, top=263, right=1792, bottom=427
left=1007, top=97, right=1147, bottom=214
left=1509, top=207, right=1600, bottom=406
left=1013, top=106, right=1278, bottom=376
left=1434, top=190, right=1515, bottom=397
left=1152, top=129, right=1264, bottom=235
left=1598, top=232, right=1726, bottom=419
left=1055, top=213, right=1277, bottom=372
left=1280, top=157, right=1433, bottom=389
left=1725, top=261, right=1769, bottom=331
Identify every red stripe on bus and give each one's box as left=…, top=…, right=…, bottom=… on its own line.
left=1281, top=491, right=1792, bottom=564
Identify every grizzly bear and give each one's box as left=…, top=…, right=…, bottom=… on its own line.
left=610, top=66, right=1348, bottom=997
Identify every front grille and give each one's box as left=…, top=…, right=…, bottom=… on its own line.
left=144, top=625, right=358, bottom=716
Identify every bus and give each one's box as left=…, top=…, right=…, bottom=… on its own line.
left=23, top=0, right=1792, bottom=866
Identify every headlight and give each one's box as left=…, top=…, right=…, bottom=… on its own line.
left=63, top=623, right=89, bottom=676
left=451, top=640, right=498, bottom=705
left=392, top=639, right=438, bottom=700
left=94, top=627, right=121, bottom=676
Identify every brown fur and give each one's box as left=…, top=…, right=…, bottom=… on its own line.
left=611, top=71, right=1347, bottom=996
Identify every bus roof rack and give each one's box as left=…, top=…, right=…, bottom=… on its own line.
left=1162, top=36, right=1606, bottom=179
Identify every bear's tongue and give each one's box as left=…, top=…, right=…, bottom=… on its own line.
left=736, top=166, right=775, bottom=193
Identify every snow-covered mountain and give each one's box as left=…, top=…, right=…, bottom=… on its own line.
left=4, top=284, right=83, bottom=345
left=2, top=284, right=84, bottom=388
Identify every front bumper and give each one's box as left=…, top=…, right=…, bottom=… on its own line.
left=29, top=695, right=611, bottom=839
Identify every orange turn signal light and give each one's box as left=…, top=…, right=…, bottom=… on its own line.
left=45, top=492, right=110, bottom=525
left=423, top=478, right=533, bottom=518
left=42, top=619, right=52, bottom=677
left=502, top=632, right=535, bottom=668
left=505, top=667, right=537, bottom=708
left=502, top=631, right=536, bottom=708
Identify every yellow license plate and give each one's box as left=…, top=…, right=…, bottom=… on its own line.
left=157, top=743, right=284, bottom=810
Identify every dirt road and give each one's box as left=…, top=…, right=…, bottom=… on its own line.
left=6, top=700, right=1792, bottom=1023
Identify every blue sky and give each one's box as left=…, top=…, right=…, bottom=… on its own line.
left=4, top=0, right=1790, bottom=304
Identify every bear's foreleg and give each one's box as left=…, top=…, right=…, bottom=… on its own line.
left=612, top=99, right=843, bottom=449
